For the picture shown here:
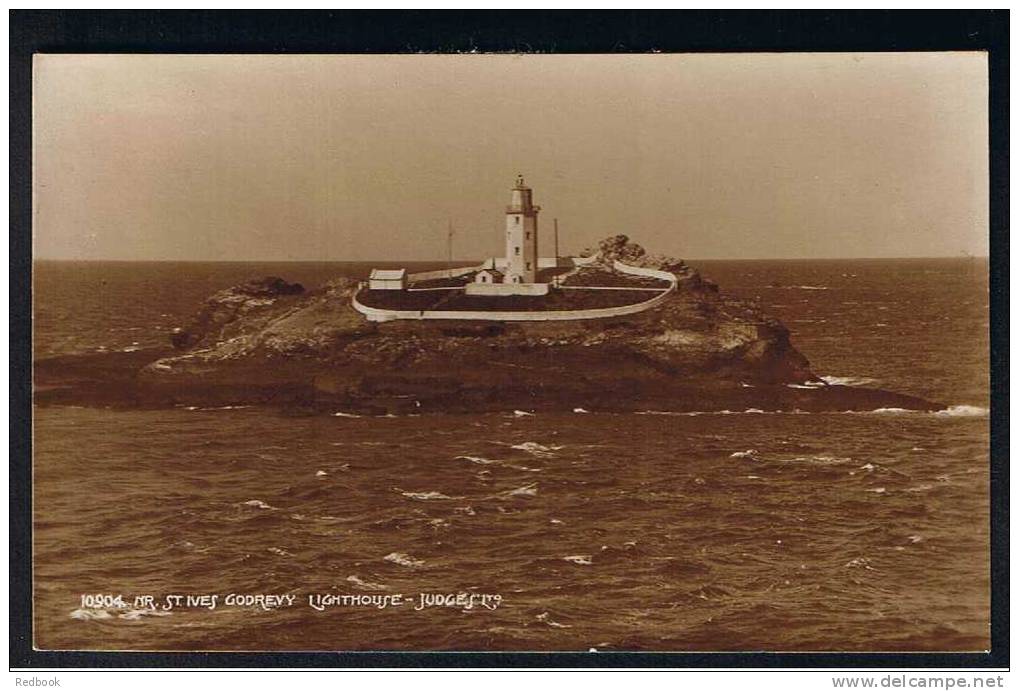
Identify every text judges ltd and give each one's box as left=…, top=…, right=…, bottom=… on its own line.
left=80, top=592, right=503, bottom=612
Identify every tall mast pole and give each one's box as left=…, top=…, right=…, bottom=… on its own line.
left=554, top=217, right=559, bottom=266
left=447, top=219, right=454, bottom=267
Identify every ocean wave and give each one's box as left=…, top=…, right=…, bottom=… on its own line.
left=573, top=407, right=589, bottom=413
left=510, top=441, right=562, bottom=456
left=347, top=575, right=388, bottom=591
left=862, top=405, right=988, bottom=418
left=934, top=405, right=989, bottom=418
left=563, top=555, right=593, bottom=565
left=384, top=552, right=424, bottom=568
left=821, top=375, right=877, bottom=387
left=512, top=410, right=535, bottom=417
left=787, top=381, right=827, bottom=389
left=782, top=285, right=829, bottom=290
left=536, top=611, right=573, bottom=628
left=241, top=499, right=278, bottom=510
left=332, top=412, right=362, bottom=418
left=730, top=449, right=759, bottom=460
left=457, top=455, right=500, bottom=465
left=497, top=482, right=538, bottom=498
left=397, top=489, right=455, bottom=501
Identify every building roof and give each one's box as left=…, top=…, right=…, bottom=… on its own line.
left=369, top=268, right=407, bottom=280
left=477, top=268, right=503, bottom=277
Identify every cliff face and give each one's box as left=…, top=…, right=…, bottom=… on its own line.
left=35, top=238, right=939, bottom=413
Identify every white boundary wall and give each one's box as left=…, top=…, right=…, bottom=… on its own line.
left=352, top=258, right=677, bottom=323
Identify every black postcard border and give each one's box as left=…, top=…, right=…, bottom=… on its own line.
left=9, top=10, right=1009, bottom=670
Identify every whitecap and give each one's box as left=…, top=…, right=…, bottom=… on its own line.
left=934, top=405, right=989, bottom=418
left=536, top=611, right=572, bottom=628
left=456, top=455, right=501, bottom=465
left=821, top=375, right=876, bottom=387
left=241, top=499, right=277, bottom=510
left=865, top=487, right=887, bottom=494
left=563, top=555, right=593, bottom=565
left=573, top=407, right=589, bottom=413
left=499, top=483, right=538, bottom=498
left=730, top=449, right=758, bottom=459
left=69, top=608, right=113, bottom=620
left=787, top=381, right=826, bottom=389
left=869, top=407, right=913, bottom=415
left=844, top=557, right=875, bottom=570
left=267, top=547, right=294, bottom=557
left=398, top=489, right=454, bottom=501
left=118, top=608, right=171, bottom=620
left=347, top=575, right=388, bottom=591
left=511, top=442, right=562, bottom=456
left=384, top=552, right=424, bottom=568
left=744, top=408, right=766, bottom=414
left=332, top=412, right=362, bottom=418
left=316, top=470, right=328, bottom=477
left=513, top=410, right=535, bottom=417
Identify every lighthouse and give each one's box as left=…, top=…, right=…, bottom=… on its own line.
left=504, top=174, right=540, bottom=283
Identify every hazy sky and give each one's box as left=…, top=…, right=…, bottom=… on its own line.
left=34, top=53, right=988, bottom=261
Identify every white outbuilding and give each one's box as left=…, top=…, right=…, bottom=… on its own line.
left=368, top=268, right=407, bottom=290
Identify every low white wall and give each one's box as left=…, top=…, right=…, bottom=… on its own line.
left=465, top=282, right=550, bottom=297
left=351, top=259, right=678, bottom=323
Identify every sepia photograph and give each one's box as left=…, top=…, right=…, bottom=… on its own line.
left=14, top=12, right=1004, bottom=671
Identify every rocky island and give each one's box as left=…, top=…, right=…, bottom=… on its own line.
left=34, top=235, right=940, bottom=415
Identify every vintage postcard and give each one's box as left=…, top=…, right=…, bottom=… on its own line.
left=30, top=51, right=991, bottom=654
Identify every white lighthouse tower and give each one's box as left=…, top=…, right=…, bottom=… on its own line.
left=504, top=174, right=540, bottom=283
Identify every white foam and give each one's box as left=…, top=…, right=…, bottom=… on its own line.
left=399, top=490, right=454, bottom=501
left=267, top=547, right=294, bottom=557
left=242, top=499, right=277, bottom=510
left=315, top=470, right=328, bottom=477
left=563, top=555, right=593, bottom=565
left=499, top=483, right=538, bottom=498
left=730, top=449, right=758, bottom=459
left=536, top=611, right=573, bottom=628
left=511, top=442, right=562, bottom=456
left=573, top=407, right=589, bottom=413
left=384, top=552, right=424, bottom=568
left=821, top=375, right=876, bottom=387
left=456, top=455, right=500, bottom=465
left=934, top=405, right=989, bottom=418
left=347, top=575, right=388, bottom=591
left=118, top=608, right=171, bottom=620
left=69, top=608, right=113, bottom=620
left=513, top=410, right=535, bottom=417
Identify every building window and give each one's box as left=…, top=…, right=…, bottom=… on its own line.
left=515, top=246, right=520, bottom=255
left=526, top=262, right=531, bottom=270
left=526, top=231, right=531, bottom=240
left=515, top=216, right=520, bottom=225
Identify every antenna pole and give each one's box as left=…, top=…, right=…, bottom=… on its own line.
left=447, top=219, right=454, bottom=266
left=554, top=218, right=559, bottom=266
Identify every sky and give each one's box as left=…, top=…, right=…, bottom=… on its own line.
left=33, top=53, right=988, bottom=261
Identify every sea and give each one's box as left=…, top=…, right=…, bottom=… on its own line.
left=31, top=258, right=991, bottom=652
